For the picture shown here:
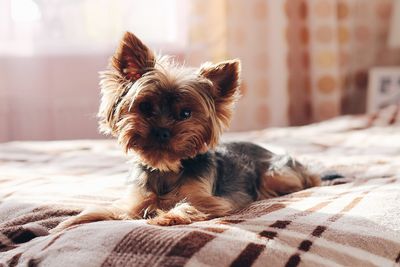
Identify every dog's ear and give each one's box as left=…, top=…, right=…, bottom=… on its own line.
left=199, top=59, right=241, bottom=129
left=98, top=32, right=155, bottom=135
left=111, top=31, right=156, bottom=81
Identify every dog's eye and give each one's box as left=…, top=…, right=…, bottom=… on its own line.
left=139, top=101, right=153, bottom=116
left=178, top=109, right=191, bottom=120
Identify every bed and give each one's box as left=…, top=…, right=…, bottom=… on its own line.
left=1, top=106, right=400, bottom=267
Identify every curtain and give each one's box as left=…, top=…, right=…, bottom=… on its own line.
left=0, top=0, right=186, bottom=141
left=187, top=0, right=400, bottom=131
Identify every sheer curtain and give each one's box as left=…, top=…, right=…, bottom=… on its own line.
left=0, top=0, right=187, bottom=141
left=0, top=0, right=187, bottom=55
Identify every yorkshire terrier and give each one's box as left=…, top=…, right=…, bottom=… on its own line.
left=53, top=32, right=319, bottom=231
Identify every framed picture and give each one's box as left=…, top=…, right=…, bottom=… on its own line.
left=367, top=67, right=400, bottom=112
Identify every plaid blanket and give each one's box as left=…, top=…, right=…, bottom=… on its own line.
left=1, top=106, right=400, bottom=267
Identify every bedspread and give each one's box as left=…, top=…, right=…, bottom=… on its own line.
left=0, top=107, right=400, bottom=267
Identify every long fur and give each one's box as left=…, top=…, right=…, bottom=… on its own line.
left=52, top=32, right=319, bottom=232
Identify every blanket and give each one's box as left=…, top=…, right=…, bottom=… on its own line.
left=0, top=106, right=400, bottom=267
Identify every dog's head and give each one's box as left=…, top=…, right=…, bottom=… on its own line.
left=99, top=32, right=241, bottom=172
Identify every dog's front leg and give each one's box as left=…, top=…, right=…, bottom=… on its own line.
left=148, top=194, right=233, bottom=226
left=51, top=185, right=155, bottom=233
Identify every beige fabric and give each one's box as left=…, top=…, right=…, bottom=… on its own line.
left=187, top=0, right=400, bottom=130
left=1, top=107, right=400, bottom=266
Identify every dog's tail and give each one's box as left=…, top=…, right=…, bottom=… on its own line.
left=321, top=172, right=344, bottom=181
left=320, top=171, right=348, bottom=186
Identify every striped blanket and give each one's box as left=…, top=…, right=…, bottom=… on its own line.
left=1, top=107, right=400, bottom=266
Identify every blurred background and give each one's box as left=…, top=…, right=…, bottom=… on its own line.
left=1, top=0, right=400, bottom=142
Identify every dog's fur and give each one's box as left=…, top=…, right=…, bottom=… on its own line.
left=53, top=32, right=319, bottom=230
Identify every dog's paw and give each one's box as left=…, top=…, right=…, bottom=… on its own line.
left=147, top=213, right=191, bottom=226
left=147, top=202, right=208, bottom=226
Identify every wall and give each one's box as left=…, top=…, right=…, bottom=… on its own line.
left=0, top=54, right=109, bottom=141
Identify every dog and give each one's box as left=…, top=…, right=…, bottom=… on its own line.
left=52, top=31, right=320, bottom=231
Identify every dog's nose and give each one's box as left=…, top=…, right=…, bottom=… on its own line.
left=153, top=127, right=171, bottom=142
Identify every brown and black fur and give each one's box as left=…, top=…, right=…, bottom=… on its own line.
left=52, top=32, right=319, bottom=231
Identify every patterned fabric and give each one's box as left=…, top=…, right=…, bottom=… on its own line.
left=187, top=0, right=400, bottom=130
left=1, top=108, right=400, bottom=266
